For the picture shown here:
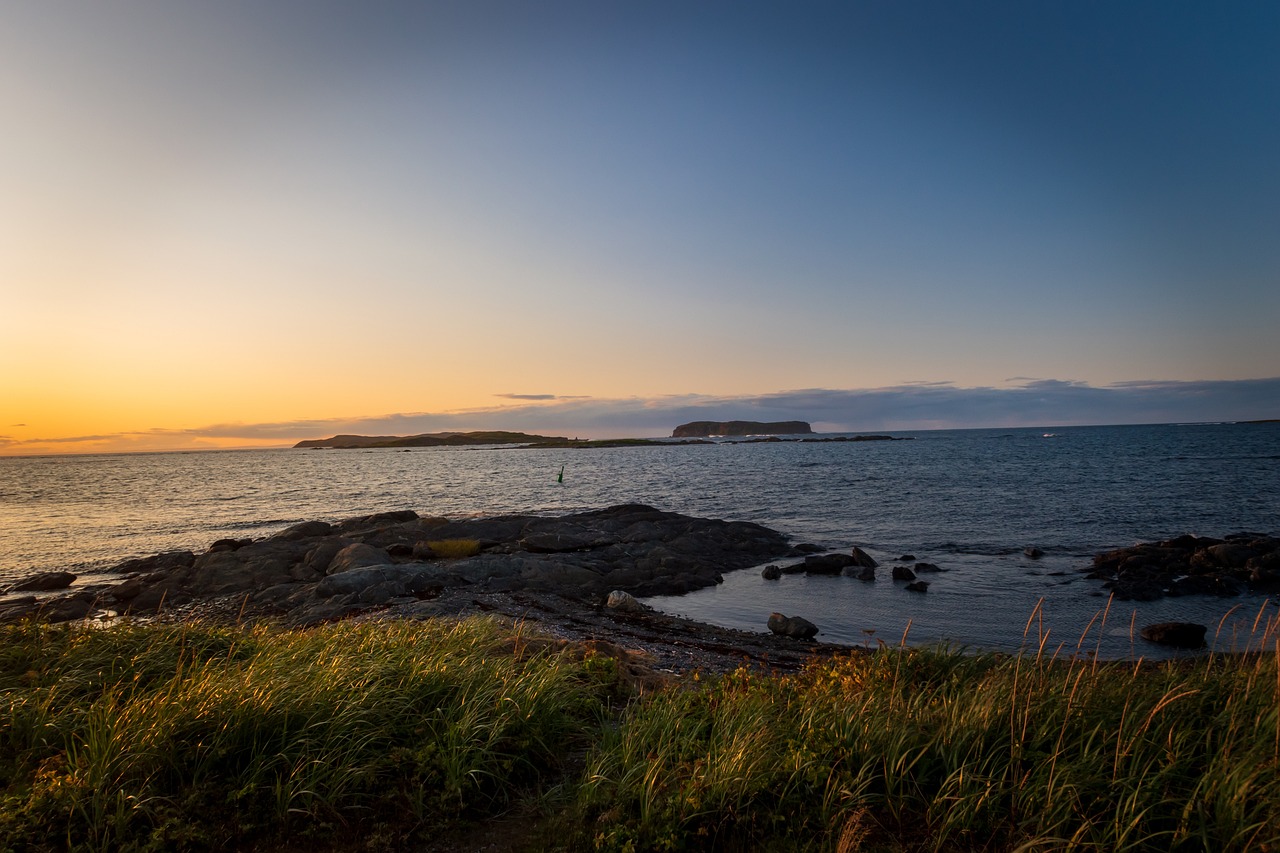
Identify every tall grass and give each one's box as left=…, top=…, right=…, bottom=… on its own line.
left=578, top=639, right=1280, bottom=851
left=4, top=613, right=1278, bottom=851
left=0, top=618, right=614, bottom=851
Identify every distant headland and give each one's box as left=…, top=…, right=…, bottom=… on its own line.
left=294, top=431, right=561, bottom=449
left=294, top=423, right=910, bottom=450
left=672, top=420, right=812, bottom=437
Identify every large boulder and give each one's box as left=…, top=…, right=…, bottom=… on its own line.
left=767, top=612, right=819, bottom=640
left=326, top=543, right=392, bottom=575
left=1140, top=622, right=1207, bottom=649
left=803, top=553, right=855, bottom=575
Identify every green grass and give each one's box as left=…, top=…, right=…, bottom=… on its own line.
left=0, top=618, right=616, bottom=852
left=2, top=615, right=1278, bottom=852
left=577, top=642, right=1280, bottom=852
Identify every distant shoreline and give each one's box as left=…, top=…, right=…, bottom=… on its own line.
left=294, top=430, right=911, bottom=450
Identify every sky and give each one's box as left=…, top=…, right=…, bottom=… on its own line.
left=2, top=1, right=1277, bottom=455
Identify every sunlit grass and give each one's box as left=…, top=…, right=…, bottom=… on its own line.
left=0, top=618, right=613, bottom=851
left=578, top=641, right=1280, bottom=851
left=3, top=612, right=1278, bottom=851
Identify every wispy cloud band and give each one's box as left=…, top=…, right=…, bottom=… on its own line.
left=3, top=378, right=1276, bottom=455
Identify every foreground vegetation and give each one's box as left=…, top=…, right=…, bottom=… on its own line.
left=1, top=617, right=1277, bottom=852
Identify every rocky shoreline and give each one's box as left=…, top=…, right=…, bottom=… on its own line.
left=4, top=504, right=1277, bottom=663
left=1, top=505, right=857, bottom=673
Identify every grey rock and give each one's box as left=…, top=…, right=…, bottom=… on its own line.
left=273, top=521, right=335, bottom=541
left=842, top=564, right=876, bottom=582
left=8, top=571, right=77, bottom=592
left=1024, top=547, right=1044, bottom=559
left=767, top=612, right=819, bottom=640
left=892, top=565, right=917, bottom=581
left=905, top=580, right=929, bottom=593
left=804, top=553, right=855, bottom=575
left=315, top=564, right=435, bottom=598
left=606, top=590, right=648, bottom=612
left=761, top=564, right=783, bottom=580
left=914, top=562, right=943, bottom=573
left=851, top=547, right=879, bottom=569
left=327, top=543, right=391, bottom=575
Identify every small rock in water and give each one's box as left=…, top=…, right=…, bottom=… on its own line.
left=842, top=564, right=876, bottom=582
left=897, top=554, right=916, bottom=562
left=793, top=543, right=825, bottom=554
left=1024, top=547, right=1044, bottom=559
left=905, top=580, right=929, bottom=593
left=851, top=546, right=878, bottom=569
left=891, top=565, right=917, bottom=581
left=914, top=562, right=943, bottom=573
left=767, top=612, right=819, bottom=640
left=761, top=564, right=782, bottom=581
left=1140, top=622, right=1207, bottom=649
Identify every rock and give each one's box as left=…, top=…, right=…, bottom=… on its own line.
left=8, top=571, right=77, bottom=592
left=905, top=580, right=929, bottom=593
left=336, top=510, right=419, bottom=534
left=0, top=596, right=39, bottom=623
left=300, top=541, right=345, bottom=574
left=892, top=565, right=917, bottom=581
left=315, top=564, right=436, bottom=599
left=803, top=553, right=855, bottom=575
left=326, top=543, right=392, bottom=575
left=767, top=612, right=819, bottom=640
left=897, top=554, right=916, bottom=562
left=1087, top=534, right=1280, bottom=602
left=793, top=543, right=825, bottom=554
left=520, top=532, right=613, bottom=553
left=111, top=551, right=195, bottom=574
left=1140, top=622, right=1207, bottom=649
left=851, top=547, right=878, bottom=569
left=761, top=564, right=783, bottom=580
left=1024, top=547, right=1044, bottom=559
left=606, top=590, right=648, bottom=612
left=273, top=521, right=335, bottom=541
left=28, top=504, right=795, bottom=625
left=913, top=562, right=943, bottom=573
left=43, top=593, right=94, bottom=623
left=841, top=564, right=876, bottom=582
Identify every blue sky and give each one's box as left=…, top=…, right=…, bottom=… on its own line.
left=1, top=2, right=1276, bottom=452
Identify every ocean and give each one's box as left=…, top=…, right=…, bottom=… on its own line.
left=2, top=422, right=1277, bottom=657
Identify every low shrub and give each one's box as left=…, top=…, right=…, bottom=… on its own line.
left=425, top=538, right=483, bottom=558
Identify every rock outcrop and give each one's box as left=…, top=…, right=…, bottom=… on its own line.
left=0, top=504, right=795, bottom=628
left=1085, top=533, right=1280, bottom=601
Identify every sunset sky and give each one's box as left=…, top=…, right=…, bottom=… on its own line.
left=2, top=2, right=1277, bottom=455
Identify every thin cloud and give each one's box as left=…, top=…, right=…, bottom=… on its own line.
left=4, top=378, right=1276, bottom=455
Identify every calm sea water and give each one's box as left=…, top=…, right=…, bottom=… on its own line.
left=2, top=423, right=1277, bottom=657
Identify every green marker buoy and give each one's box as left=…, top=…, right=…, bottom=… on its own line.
left=557, top=464, right=564, bottom=484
